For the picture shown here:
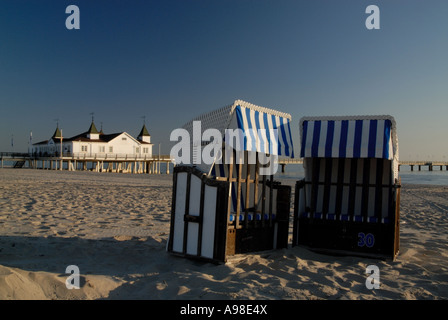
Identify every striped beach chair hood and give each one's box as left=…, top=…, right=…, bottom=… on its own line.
left=181, top=99, right=295, bottom=173
left=299, top=115, right=399, bottom=180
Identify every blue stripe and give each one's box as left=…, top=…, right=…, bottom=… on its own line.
left=286, top=119, right=294, bottom=158
left=271, top=115, right=281, bottom=155
left=368, top=120, right=378, bottom=158
left=353, top=120, right=363, bottom=158
left=383, top=120, right=391, bottom=159
left=235, top=106, right=247, bottom=150
left=234, top=162, right=245, bottom=211
left=339, top=120, right=349, bottom=158
left=263, top=113, right=271, bottom=154
left=280, top=118, right=290, bottom=156
left=300, top=121, right=308, bottom=157
left=244, top=107, right=257, bottom=152
left=311, top=121, right=321, bottom=157
left=325, top=120, right=335, bottom=158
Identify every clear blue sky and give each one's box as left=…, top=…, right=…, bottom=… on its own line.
left=1, top=0, right=447, bottom=160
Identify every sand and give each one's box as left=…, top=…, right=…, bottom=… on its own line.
left=0, top=168, right=447, bottom=300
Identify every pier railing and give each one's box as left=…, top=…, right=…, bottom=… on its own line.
left=2, top=152, right=448, bottom=172
left=1, top=152, right=173, bottom=162
left=61, top=153, right=173, bottom=161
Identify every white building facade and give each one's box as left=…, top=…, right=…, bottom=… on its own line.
left=31, top=122, right=153, bottom=159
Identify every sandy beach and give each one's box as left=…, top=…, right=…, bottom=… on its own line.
left=0, top=168, right=447, bottom=300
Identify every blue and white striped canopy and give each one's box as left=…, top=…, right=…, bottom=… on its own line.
left=183, top=100, right=294, bottom=158
left=232, top=104, right=294, bottom=157
left=300, top=116, right=397, bottom=160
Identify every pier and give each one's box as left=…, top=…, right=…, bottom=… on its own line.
left=398, top=161, right=448, bottom=172
left=278, top=158, right=303, bottom=173
left=2, top=153, right=448, bottom=174
left=0, top=152, right=174, bottom=174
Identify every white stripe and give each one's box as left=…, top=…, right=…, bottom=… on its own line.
left=317, top=121, right=328, bottom=157
left=346, top=120, right=356, bottom=158
left=332, top=120, right=342, bottom=158
left=275, top=116, right=285, bottom=156
left=249, top=110, right=260, bottom=152
left=360, top=120, right=370, bottom=158
left=388, top=134, right=393, bottom=160
left=239, top=107, right=253, bottom=152
left=375, top=120, right=385, bottom=158
left=267, top=115, right=276, bottom=155
left=258, top=111, right=266, bottom=154
left=304, top=121, right=314, bottom=158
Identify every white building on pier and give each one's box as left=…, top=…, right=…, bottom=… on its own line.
left=30, top=121, right=153, bottom=159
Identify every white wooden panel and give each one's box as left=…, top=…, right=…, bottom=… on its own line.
left=189, top=175, right=201, bottom=216
left=201, top=185, right=217, bottom=259
left=186, top=222, right=199, bottom=255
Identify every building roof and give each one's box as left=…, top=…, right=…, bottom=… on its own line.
left=52, top=126, right=62, bottom=140
left=138, top=124, right=150, bottom=137
left=65, top=131, right=122, bottom=143
left=33, top=140, right=49, bottom=146
left=88, top=122, right=99, bottom=134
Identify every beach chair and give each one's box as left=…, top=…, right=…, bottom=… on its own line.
left=292, top=116, right=400, bottom=260
left=167, top=100, right=295, bottom=263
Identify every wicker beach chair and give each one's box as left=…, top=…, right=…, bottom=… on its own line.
left=167, top=100, right=295, bottom=263
left=292, top=115, right=401, bottom=260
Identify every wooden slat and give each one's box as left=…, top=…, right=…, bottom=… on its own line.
left=374, top=158, right=384, bottom=223
left=293, top=179, right=305, bottom=246
left=182, top=172, right=192, bottom=254
left=348, top=158, right=358, bottom=219
left=226, top=151, right=234, bottom=229
left=235, top=159, right=242, bottom=229
left=361, top=158, right=371, bottom=220
left=261, top=172, right=267, bottom=227
left=244, top=157, right=251, bottom=228
left=254, top=153, right=260, bottom=213
left=310, top=157, right=320, bottom=216
left=322, top=158, right=333, bottom=218
left=196, top=180, right=205, bottom=256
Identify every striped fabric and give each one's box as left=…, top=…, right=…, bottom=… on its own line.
left=231, top=104, right=295, bottom=157
left=300, top=117, right=395, bottom=160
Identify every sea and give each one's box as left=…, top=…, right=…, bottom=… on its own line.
left=276, top=164, right=448, bottom=186
left=2, top=161, right=448, bottom=186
